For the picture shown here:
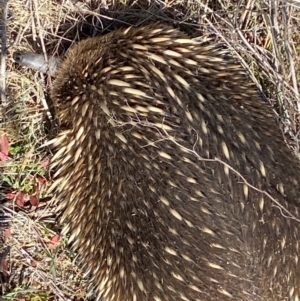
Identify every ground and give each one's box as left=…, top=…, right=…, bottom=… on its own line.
left=0, top=0, right=299, bottom=300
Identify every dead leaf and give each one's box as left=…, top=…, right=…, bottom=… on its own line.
left=5, top=192, right=16, bottom=200
left=1, top=258, right=9, bottom=273
left=0, top=134, right=9, bottom=161
left=15, top=192, right=25, bottom=207
left=31, top=260, right=38, bottom=267
left=41, top=157, right=50, bottom=169
left=29, top=194, right=39, bottom=207
left=36, top=176, right=47, bottom=185
left=48, top=234, right=60, bottom=247
left=3, top=227, right=11, bottom=243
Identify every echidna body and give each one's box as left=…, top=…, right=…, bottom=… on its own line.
left=49, top=24, right=300, bottom=301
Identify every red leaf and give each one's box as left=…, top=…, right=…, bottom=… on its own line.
left=48, top=234, right=60, bottom=247
left=15, top=192, right=25, bottom=207
left=3, top=227, right=11, bottom=243
left=1, top=259, right=9, bottom=272
left=29, top=195, right=39, bottom=207
left=6, top=192, right=25, bottom=206
left=41, top=157, right=50, bottom=169
left=31, top=260, right=38, bottom=267
left=36, top=176, right=47, bottom=185
left=0, top=134, right=9, bottom=161
left=5, top=192, right=16, bottom=200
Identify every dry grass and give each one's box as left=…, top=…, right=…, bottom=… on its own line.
left=0, top=0, right=299, bottom=300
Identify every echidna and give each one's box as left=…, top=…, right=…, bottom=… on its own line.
left=14, top=23, right=300, bottom=301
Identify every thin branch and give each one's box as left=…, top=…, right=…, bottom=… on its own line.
left=0, top=0, right=8, bottom=107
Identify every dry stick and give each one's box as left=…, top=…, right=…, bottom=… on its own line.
left=111, top=112, right=300, bottom=223
left=232, top=4, right=299, bottom=102
left=32, top=0, right=53, bottom=122
left=165, top=129, right=300, bottom=223
left=269, top=0, right=281, bottom=74
left=207, top=2, right=298, bottom=111
left=283, top=5, right=300, bottom=110
left=203, top=16, right=266, bottom=99
left=267, top=0, right=286, bottom=115
left=0, top=0, right=8, bottom=107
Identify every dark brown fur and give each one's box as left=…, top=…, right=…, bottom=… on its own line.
left=50, top=23, right=300, bottom=301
